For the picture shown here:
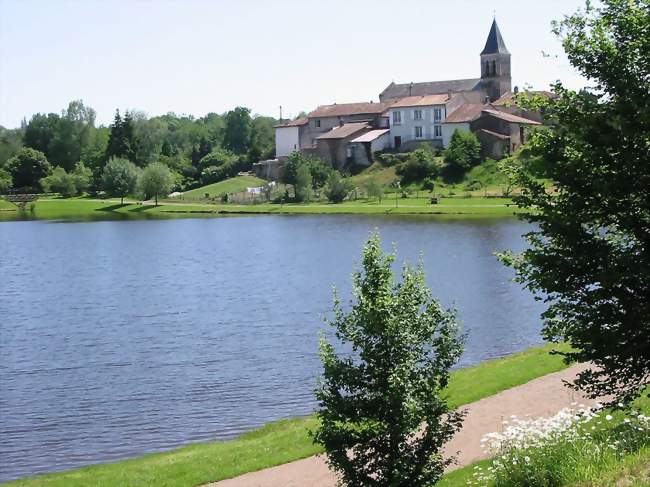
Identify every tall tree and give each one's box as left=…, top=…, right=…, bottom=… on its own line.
left=313, top=235, right=465, bottom=486
left=101, top=157, right=140, bottom=204
left=500, top=0, right=650, bottom=405
left=223, top=106, right=252, bottom=154
left=6, top=148, right=52, bottom=190
left=105, top=110, right=124, bottom=160
left=139, top=162, right=173, bottom=206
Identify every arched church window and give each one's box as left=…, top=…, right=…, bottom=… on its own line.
left=485, top=61, right=490, bottom=76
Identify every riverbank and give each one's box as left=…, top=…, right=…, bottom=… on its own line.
left=0, top=195, right=526, bottom=221
left=3, top=344, right=570, bottom=487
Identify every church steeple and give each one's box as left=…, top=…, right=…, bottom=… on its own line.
left=481, top=19, right=509, bottom=55
left=480, top=19, right=511, bottom=100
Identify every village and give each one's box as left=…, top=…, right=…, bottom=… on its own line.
left=259, top=19, right=546, bottom=180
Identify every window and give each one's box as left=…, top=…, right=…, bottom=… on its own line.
left=433, top=108, right=442, bottom=122
left=414, top=109, right=422, bottom=121
left=315, top=119, right=321, bottom=128
left=414, top=126, right=423, bottom=139
left=492, top=60, right=497, bottom=75
left=393, top=111, right=402, bottom=124
left=434, top=125, right=442, bottom=138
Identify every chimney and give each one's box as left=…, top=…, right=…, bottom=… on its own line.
left=409, top=82, right=413, bottom=96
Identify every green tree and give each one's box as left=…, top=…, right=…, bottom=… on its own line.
left=0, top=127, right=23, bottom=167
left=71, top=161, right=92, bottom=195
left=308, top=159, right=334, bottom=189
left=324, top=172, right=352, bottom=203
left=140, top=162, right=173, bottom=206
left=101, top=157, right=140, bottom=204
left=313, top=234, right=465, bottom=486
left=105, top=110, right=138, bottom=163
left=396, top=146, right=439, bottom=184
left=443, top=130, right=482, bottom=174
left=294, top=164, right=312, bottom=202
left=40, top=167, right=77, bottom=196
left=6, top=148, right=52, bottom=190
left=364, top=179, right=384, bottom=202
left=500, top=0, right=650, bottom=406
left=223, top=107, right=252, bottom=154
left=0, top=167, right=12, bottom=193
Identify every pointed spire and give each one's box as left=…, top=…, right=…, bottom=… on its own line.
left=481, top=19, right=509, bottom=55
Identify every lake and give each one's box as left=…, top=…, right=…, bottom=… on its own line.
left=0, top=215, right=544, bottom=482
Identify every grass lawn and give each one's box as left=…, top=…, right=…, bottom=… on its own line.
left=3, top=344, right=571, bottom=487
left=181, top=175, right=267, bottom=200
left=0, top=195, right=526, bottom=221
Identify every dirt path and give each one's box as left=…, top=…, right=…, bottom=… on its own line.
left=206, top=364, right=592, bottom=487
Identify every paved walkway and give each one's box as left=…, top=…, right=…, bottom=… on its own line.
left=206, top=364, right=593, bottom=487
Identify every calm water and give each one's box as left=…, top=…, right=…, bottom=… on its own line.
left=0, top=215, right=544, bottom=481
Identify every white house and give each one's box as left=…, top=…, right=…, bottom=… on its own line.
left=385, top=94, right=449, bottom=150
left=273, top=118, right=308, bottom=157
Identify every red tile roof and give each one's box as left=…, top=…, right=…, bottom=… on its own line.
left=273, top=117, right=308, bottom=128
left=482, top=109, right=541, bottom=125
left=308, top=102, right=388, bottom=118
left=444, top=104, right=487, bottom=123
left=389, top=94, right=450, bottom=108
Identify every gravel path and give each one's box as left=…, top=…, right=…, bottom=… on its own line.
left=207, top=364, right=592, bottom=487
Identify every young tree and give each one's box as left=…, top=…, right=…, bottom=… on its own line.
left=396, top=147, right=439, bottom=184
left=6, top=148, right=52, bottom=190
left=101, top=157, right=140, bottom=204
left=140, top=162, right=173, bottom=206
left=294, top=164, right=312, bottom=202
left=40, top=167, right=77, bottom=196
left=364, top=179, right=384, bottom=202
left=71, top=162, right=92, bottom=195
left=324, top=172, right=352, bottom=203
left=443, top=130, right=481, bottom=174
left=500, top=0, right=650, bottom=406
left=313, top=235, right=465, bottom=486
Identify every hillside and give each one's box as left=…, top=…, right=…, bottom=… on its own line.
left=181, top=175, right=267, bottom=200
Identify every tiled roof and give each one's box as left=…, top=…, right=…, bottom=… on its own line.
left=481, top=19, right=509, bottom=55
left=380, top=79, right=481, bottom=100
left=308, top=102, right=387, bottom=118
left=388, top=94, right=450, bottom=108
left=273, top=117, right=308, bottom=128
left=350, top=129, right=390, bottom=143
left=477, top=128, right=510, bottom=140
left=482, top=109, right=542, bottom=124
left=444, top=104, right=487, bottom=123
left=316, top=122, right=370, bottom=140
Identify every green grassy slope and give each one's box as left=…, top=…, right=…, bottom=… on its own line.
left=181, top=175, right=267, bottom=199
left=3, top=344, right=569, bottom=487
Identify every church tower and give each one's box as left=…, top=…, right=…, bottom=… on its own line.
left=480, top=19, right=511, bottom=101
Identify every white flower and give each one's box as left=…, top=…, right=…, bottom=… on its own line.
left=605, top=414, right=613, bottom=421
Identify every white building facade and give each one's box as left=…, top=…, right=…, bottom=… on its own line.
left=385, top=94, right=449, bottom=150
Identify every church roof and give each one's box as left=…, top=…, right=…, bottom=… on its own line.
left=308, top=102, right=388, bottom=118
left=389, top=94, right=450, bottom=108
left=444, top=103, right=488, bottom=123
left=481, top=19, right=509, bottom=55
left=380, top=79, right=481, bottom=101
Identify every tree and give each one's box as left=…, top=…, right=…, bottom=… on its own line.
left=500, top=0, right=650, bottom=406
left=294, top=164, right=312, bottom=202
left=0, top=168, right=12, bottom=193
left=6, top=148, right=52, bottom=190
left=313, top=234, right=465, bottom=486
left=140, top=162, right=173, bottom=205
left=396, top=147, right=439, bottom=184
left=40, top=167, right=77, bottom=196
left=105, top=110, right=138, bottom=163
left=324, top=172, right=352, bottom=203
left=101, top=157, right=140, bottom=204
left=223, top=107, right=252, bottom=154
left=364, top=179, right=383, bottom=202
left=443, top=130, right=481, bottom=173
left=71, top=162, right=92, bottom=195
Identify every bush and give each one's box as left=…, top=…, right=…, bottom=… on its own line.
left=40, top=162, right=92, bottom=197
left=422, top=177, right=435, bottom=192
left=281, top=151, right=333, bottom=189
left=364, top=179, right=383, bottom=202
left=294, top=164, right=312, bottom=202
left=0, top=168, right=12, bottom=193
left=313, top=234, right=465, bottom=486
left=396, top=147, right=439, bottom=184
left=443, top=130, right=482, bottom=174
left=324, top=172, right=352, bottom=203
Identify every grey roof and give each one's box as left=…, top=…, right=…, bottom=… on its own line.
left=316, top=122, right=370, bottom=140
left=380, top=78, right=481, bottom=101
left=481, top=19, right=509, bottom=55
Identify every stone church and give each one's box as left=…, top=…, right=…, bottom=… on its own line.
left=269, top=19, right=543, bottom=172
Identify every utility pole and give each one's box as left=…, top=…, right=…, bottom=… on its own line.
left=279, top=105, right=283, bottom=123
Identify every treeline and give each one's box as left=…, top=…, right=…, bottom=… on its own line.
left=0, top=100, right=277, bottom=193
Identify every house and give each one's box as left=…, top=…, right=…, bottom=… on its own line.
left=269, top=18, right=543, bottom=174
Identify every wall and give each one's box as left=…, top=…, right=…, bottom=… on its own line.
left=441, top=122, right=470, bottom=147
left=275, top=126, right=300, bottom=157
left=387, top=105, right=446, bottom=149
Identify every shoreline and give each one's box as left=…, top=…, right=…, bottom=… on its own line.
left=2, top=344, right=570, bottom=487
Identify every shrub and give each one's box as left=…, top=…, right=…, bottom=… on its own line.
left=364, top=179, right=383, bottom=202
left=443, top=130, right=482, bottom=173
left=313, top=234, right=465, bottom=486
left=294, top=164, right=312, bottom=202
left=6, top=147, right=52, bottom=190
left=422, top=177, right=435, bottom=192
left=396, top=147, right=439, bottom=184
left=40, top=162, right=92, bottom=197
left=0, top=168, right=12, bottom=193
left=324, top=172, right=352, bottom=203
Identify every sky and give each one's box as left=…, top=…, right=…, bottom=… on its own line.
left=0, top=0, right=589, bottom=128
